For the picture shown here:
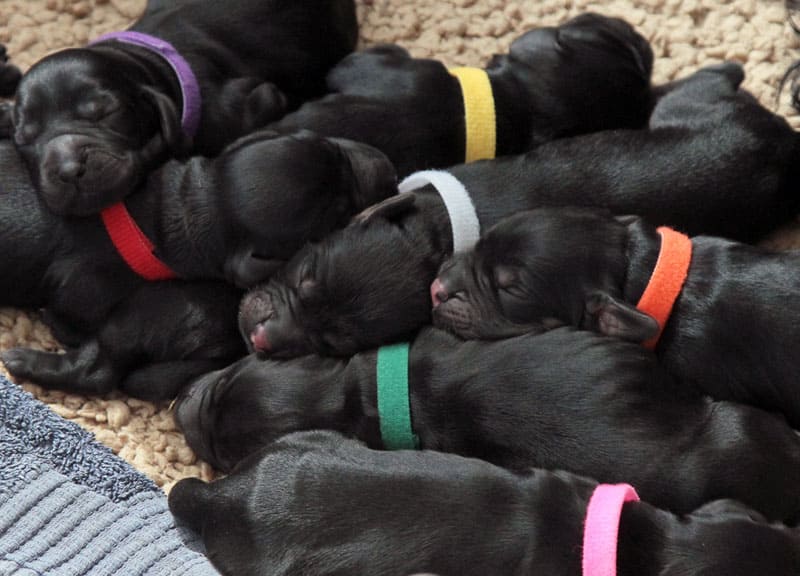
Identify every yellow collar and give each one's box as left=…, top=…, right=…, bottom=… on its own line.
left=449, top=66, right=497, bottom=162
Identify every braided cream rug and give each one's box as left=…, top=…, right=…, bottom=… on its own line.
left=1, top=0, right=799, bottom=492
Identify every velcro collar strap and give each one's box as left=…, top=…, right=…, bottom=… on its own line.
left=90, top=30, right=201, bottom=138
left=101, top=202, right=178, bottom=281
left=635, top=227, right=692, bottom=350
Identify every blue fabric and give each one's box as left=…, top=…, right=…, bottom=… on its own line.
left=0, top=375, right=220, bottom=575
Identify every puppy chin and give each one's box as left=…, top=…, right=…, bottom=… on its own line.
left=431, top=302, right=478, bottom=340
left=40, top=147, right=143, bottom=215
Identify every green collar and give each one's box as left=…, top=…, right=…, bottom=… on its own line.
left=376, top=342, right=420, bottom=450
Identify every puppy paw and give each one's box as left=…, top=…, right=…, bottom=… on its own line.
left=168, top=477, right=212, bottom=530
left=1, top=348, right=34, bottom=381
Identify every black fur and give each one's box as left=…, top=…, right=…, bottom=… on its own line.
left=1, top=0, right=358, bottom=215
left=269, top=12, right=654, bottom=176
left=0, top=130, right=395, bottom=397
left=174, top=327, right=800, bottom=523
left=433, top=206, right=800, bottom=429
left=169, top=431, right=800, bottom=576
left=2, top=281, right=245, bottom=400
left=238, top=63, right=800, bottom=358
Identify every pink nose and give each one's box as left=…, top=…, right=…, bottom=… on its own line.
left=250, top=323, right=271, bottom=352
left=430, top=278, right=447, bottom=308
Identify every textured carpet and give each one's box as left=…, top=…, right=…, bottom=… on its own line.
left=0, top=0, right=799, bottom=492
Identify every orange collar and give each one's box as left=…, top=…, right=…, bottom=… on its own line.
left=635, top=227, right=692, bottom=350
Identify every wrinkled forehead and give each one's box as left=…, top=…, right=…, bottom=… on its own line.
left=18, top=50, right=123, bottom=105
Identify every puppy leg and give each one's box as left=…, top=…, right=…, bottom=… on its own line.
left=2, top=340, right=120, bottom=395
left=119, top=359, right=232, bottom=401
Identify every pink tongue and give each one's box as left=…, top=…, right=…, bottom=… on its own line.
left=430, top=277, right=444, bottom=308
left=250, top=323, right=271, bottom=352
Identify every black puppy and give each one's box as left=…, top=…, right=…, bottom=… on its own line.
left=238, top=63, right=800, bottom=358
left=5, top=280, right=246, bottom=400
left=169, top=431, right=800, bottom=576
left=0, top=131, right=394, bottom=396
left=174, top=327, right=800, bottom=522
left=270, top=12, right=654, bottom=176
left=432, top=206, right=800, bottom=429
left=1, top=0, right=358, bottom=215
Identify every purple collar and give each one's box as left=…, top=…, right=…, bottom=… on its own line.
left=90, top=31, right=201, bottom=139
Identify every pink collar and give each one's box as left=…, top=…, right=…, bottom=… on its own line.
left=582, top=483, right=640, bottom=576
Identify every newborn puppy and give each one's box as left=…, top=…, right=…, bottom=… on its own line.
left=432, top=206, right=800, bottom=429
left=0, top=131, right=394, bottom=396
left=4, top=280, right=245, bottom=400
left=170, top=431, right=800, bottom=576
left=239, top=62, right=800, bottom=358
left=174, top=327, right=800, bottom=522
left=270, top=12, right=654, bottom=176
left=1, top=0, right=358, bottom=215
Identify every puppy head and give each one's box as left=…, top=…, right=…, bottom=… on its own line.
left=220, top=130, right=398, bottom=288
left=432, top=207, right=656, bottom=341
left=488, top=12, right=654, bottom=140
left=173, top=355, right=350, bottom=472
left=238, top=193, right=435, bottom=357
left=12, top=48, right=179, bottom=215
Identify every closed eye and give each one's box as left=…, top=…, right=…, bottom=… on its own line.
left=76, top=99, right=119, bottom=121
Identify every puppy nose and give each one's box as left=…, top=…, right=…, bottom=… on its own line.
left=430, top=278, right=448, bottom=308
left=250, top=323, right=272, bottom=352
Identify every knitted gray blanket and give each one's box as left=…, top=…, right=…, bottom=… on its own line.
left=0, top=375, right=219, bottom=575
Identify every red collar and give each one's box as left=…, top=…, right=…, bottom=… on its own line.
left=635, top=227, right=692, bottom=350
left=100, top=202, right=178, bottom=281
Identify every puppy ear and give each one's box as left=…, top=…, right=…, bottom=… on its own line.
left=328, top=136, right=398, bottom=209
left=140, top=85, right=190, bottom=154
left=583, top=292, right=659, bottom=342
left=352, top=192, right=416, bottom=225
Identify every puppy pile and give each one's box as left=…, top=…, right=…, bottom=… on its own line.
left=3, top=0, right=800, bottom=574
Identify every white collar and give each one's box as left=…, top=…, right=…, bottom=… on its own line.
left=397, top=170, right=480, bottom=253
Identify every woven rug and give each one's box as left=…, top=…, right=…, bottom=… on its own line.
left=0, top=0, right=798, bottom=491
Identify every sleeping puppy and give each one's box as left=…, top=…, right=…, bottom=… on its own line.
left=169, top=431, right=800, bottom=576
left=173, top=327, right=800, bottom=522
left=0, top=131, right=394, bottom=396
left=0, top=0, right=358, bottom=215
left=269, top=12, right=654, bottom=177
left=238, top=62, right=800, bottom=358
left=431, top=206, right=800, bottom=429
left=4, top=280, right=245, bottom=400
